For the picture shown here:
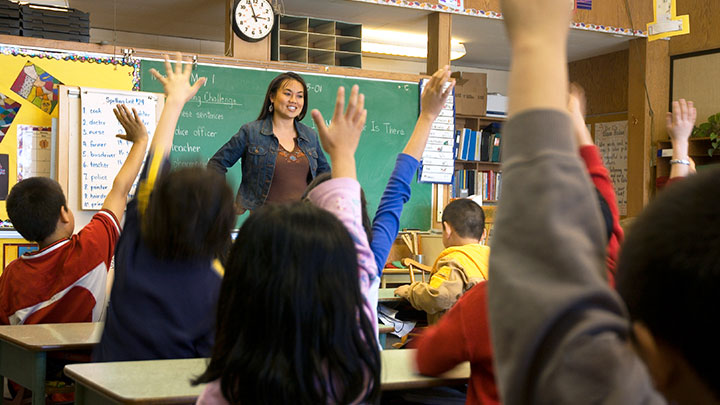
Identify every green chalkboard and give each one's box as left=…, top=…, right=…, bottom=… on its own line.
left=140, top=60, right=429, bottom=229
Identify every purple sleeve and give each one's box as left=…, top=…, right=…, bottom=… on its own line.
left=370, top=153, right=419, bottom=274
left=307, top=178, right=379, bottom=337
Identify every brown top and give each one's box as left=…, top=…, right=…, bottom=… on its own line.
left=264, top=140, right=310, bottom=205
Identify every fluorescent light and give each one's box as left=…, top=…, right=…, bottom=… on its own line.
left=362, top=28, right=466, bottom=60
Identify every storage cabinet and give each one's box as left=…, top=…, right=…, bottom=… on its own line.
left=272, top=15, right=362, bottom=68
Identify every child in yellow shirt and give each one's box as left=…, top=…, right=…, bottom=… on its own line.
left=394, top=198, right=489, bottom=324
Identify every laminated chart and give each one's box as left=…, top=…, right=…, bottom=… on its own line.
left=10, top=62, right=62, bottom=114
left=80, top=88, right=157, bottom=210
left=16, top=125, right=51, bottom=181
left=0, top=92, right=22, bottom=143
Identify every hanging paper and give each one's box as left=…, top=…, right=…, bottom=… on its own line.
left=17, top=125, right=52, bottom=182
left=11, top=61, right=63, bottom=114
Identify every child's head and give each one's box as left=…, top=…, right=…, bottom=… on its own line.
left=441, top=198, right=485, bottom=247
left=195, top=202, right=380, bottom=404
left=6, top=177, right=73, bottom=243
left=617, top=168, right=720, bottom=402
left=141, top=166, right=234, bottom=261
left=302, top=172, right=373, bottom=243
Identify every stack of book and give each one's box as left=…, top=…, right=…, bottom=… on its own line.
left=20, top=4, right=89, bottom=43
left=454, top=123, right=502, bottom=162
left=0, top=0, right=19, bottom=36
left=452, top=169, right=502, bottom=202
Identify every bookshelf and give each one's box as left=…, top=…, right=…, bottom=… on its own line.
left=271, top=15, right=362, bottom=68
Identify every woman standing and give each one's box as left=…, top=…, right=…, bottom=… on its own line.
left=208, top=72, right=330, bottom=213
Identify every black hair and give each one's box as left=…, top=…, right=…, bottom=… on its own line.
left=442, top=198, right=486, bottom=240
left=193, top=202, right=381, bottom=404
left=616, top=167, right=720, bottom=398
left=141, top=166, right=234, bottom=261
left=302, top=172, right=373, bottom=244
left=6, top=177, right=67, bottom=242
left=257, top=72, right=309, bottom=122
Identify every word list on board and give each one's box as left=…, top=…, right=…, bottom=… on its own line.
left=419, top=78, right=455, bottom=183
left=80, top=89, right=157, bottom=210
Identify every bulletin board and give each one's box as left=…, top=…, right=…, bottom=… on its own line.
left=587, top=113, right=629, bottom=216
left=671, top=48, right=720, bottom=125
left=0, top=45, right=136, bottom=220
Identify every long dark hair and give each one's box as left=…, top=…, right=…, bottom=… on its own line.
left=141, top=166, right=234, bottom=261
left=194, top=202, right=381, bottom=404
left=257, top=72, right=309, bottom=121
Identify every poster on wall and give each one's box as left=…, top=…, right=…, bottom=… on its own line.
left=17, top=125, right=52, bottom=182
left=595, top=121, right=628, bottom=216
left=0, top=93, right=22, bottom=143
left=10, top=61, right=63, bottom=114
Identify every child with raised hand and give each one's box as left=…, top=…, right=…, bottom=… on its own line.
left=488, top=0, right=718, bottom=403
left=195, top=85, right=380, bottom=404
left=303, top=66, right=455, bottom=275
left=94, top=53, right=236, bottom=362
left=1, top=104, right=147, bottom=325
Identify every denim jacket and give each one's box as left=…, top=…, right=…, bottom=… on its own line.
left=207, top=116, right=330, bottom=211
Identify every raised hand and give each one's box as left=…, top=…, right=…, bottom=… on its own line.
left=114, top=104, right=148, bottom=145
left=421, top=66, right=454, bottom=120
left=149, top=52, right=206, bottom=104
left=666, top=99, right=696, bottom=144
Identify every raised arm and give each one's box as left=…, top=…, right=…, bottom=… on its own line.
left=149, top=53, right=206, bottom=157
left=403, top=66, right=455, bottom=158
left=666, top=99, right=697, bottom=180
left=370, top=66, right=455, bottom=272
left=101, top=105, right=148, bottom=221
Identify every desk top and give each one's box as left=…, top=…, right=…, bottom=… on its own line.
left=0, top=322, right=102, bottom=351
left=64, top=350, right=470, bottom=403
left=379, top=288, right=403, bottom=303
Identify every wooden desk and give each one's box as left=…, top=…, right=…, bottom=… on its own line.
left=379, top=287, right=403, bottom=303
left=0, top=322, right=102, bottom=405
left=64, top=349, right=470, bottom=404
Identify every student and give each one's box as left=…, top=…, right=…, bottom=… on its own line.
left=302, top=66, right=455, bottom=275
left=394, top=198, right=489, bottom=324
left=488, top=0, right=718, bottom=403
left=194, top=85, right=380, bottom=404
left=94, top=53, right=235, bottom=361
left=0, top=104, right=147, bottom=325
left=413, top=87, right=624, bottom=405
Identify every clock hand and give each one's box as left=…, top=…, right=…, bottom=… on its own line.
left=249, top=1, right=258, bottom=21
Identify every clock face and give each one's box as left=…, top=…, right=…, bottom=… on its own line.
left=232, top=0, right=275, bottom=42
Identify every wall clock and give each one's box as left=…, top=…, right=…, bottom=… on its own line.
left=232, top=0, right=275, bottom=42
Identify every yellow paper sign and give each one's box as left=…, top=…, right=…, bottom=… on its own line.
left=647, top=0, right=689, bottom=41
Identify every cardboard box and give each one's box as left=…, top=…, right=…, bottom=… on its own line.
left=451, top=72, right=487, bottom=116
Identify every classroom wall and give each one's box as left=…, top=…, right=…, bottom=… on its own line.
left=670, top=0, right=720, bottom=55
left=569, top=50, right=629, bottom=116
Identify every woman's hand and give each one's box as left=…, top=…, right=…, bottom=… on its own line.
left=149, top=52, right=206, bottom=105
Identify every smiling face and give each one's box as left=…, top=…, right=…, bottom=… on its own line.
left=270, top=79, right=305, bottom=121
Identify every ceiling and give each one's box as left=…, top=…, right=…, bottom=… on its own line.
left=69, top=0, right=634, bottom=70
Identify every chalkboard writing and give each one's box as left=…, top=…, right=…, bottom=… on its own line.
left=595, top=120, right=628, bottom=215
left=80, top=88, right=157, bottom=210
left=139, top=61, right=429, bottom=229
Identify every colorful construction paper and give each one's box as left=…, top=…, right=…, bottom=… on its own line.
left=0, top=93, right=22, bottom=143
left=10, top=61, right=62, bottom=114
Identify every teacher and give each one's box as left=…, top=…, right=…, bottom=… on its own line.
left=207, top=72, right=330, bottom=214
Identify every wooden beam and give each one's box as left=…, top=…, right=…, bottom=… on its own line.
left=427, top=12, right=451, bottom=74
left=627, top=38, right=669, bottom=216
left=224, top=0, right=270, bottom=60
